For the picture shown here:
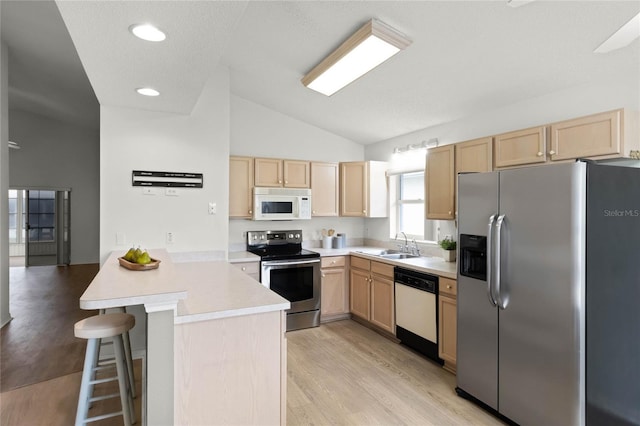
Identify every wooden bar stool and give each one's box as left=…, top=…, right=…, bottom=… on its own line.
left=98, top=307, right=136, bottom=399
left=75, top=313, right=136, bottom=426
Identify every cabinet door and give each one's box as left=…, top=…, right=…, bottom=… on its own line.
left=455, top=137, right=493, bottom=173
left=229, top=156, right=254, bottom=218
left=350, top=268, right=370, bottom=320
left=321, top=267, right=347, bottom=318
left=255, top=158, right=283, bottom=187
left=549, top=109, right=621, bottom=161
left=340, top=162, right=367, bottom=217
left=426, top=145, right=455, bottom=220
left=311, top=162, right=339, bottom=216
left=494, top=126, right=546, bottom=168
left=283, top=160, right=310, bottom=188
left=438, top=294, right=457, bottom=366
left=370, top=274, right=395, bottom=334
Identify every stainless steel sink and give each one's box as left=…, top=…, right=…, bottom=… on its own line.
left=379, top=253, right=420, bottom=259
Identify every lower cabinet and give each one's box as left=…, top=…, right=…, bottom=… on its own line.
left=320, top=256, right=350, bottom=322
left=349, top=256, right=395, bottom=334
left=438, top=277, right=457, bottom=373
left=232, top=261, right=260, bottom=282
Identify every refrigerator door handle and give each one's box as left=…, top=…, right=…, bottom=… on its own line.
left=495, top=214, right=507, bottom=310
left=487, top=214, right=498, bottom=307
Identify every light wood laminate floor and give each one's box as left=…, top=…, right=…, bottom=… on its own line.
left=287, top=320, right=503, bottom=425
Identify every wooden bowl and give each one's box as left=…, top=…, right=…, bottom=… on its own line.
left=118, top=256, right=161, bottom=271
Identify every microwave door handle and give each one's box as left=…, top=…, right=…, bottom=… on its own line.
left=487, top=215, right=497, bottom=307
left=495, top=214, right=507, bottom=310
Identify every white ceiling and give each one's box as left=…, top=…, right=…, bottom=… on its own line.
left=3, top=1, right=640, bottom=144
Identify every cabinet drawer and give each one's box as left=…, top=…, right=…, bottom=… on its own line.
left=439, top=277, right=457, bottom=298
left=351, top=256, right=370, bottom=271
left=233, top=261, right=260, bottom=275
left=371, top=261, right=394, bottom=279
left=321, top=256, right=345, bottom=268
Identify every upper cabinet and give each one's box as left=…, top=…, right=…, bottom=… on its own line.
left=455, top=137, right=493, bottom=173
left=339, top=161, right=388, bottom=218
left=283, top=160, right=311, bottom=188
left=311, top=162, right=339, bottom=217
left=229, top=156, right=254, bottom=218
left=549, top=109, right=639, bottom=161
left=255, top=158, right=310, bottom=188
left=426, top=145, right=455, bottom=220
left=494, top=126, right=547, bottom=169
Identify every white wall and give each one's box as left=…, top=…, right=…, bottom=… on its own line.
left=0, top=40, right=11, bottom=327
left=229, top=95, right=366, bottom=249
left=100, top=67, right=230, bottom=263
left=365, top=77, right=640, bottom=246
left=8, top=109, right=99, bottom=264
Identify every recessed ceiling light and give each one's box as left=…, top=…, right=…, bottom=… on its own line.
left=129, top=24, right=166, bottom=42
left=136, top=87, right=160, bottom=97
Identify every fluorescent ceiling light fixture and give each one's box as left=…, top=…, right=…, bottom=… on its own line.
left=302, top=19, right=411, bottom=96
left=594, top=12, right=640, bottom=54
left=8, top=140, right=20, bottom=150
left=136, top=87, right=160, bottom=97
left=129, top=24, right=166, bottom=42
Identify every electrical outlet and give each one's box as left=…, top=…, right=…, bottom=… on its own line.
left=166, top=232, right=175, bottom=244
left=208, top=202, right=216, bottom=215
left=142, top=187, right=157, bottom=195
left=165, top=188, right=179, bottom=196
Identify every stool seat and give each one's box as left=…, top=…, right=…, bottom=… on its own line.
left=75, top=313, right=135, bottom=340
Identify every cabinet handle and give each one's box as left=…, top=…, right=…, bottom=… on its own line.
left=278, top=180, right=282, bottom=184
left=331, top=261, right=336, bottom=264
left=312, top=210, right=316, bottom=214
left=241, top=267, right=246, bottom=271
left=285, top=180, right=288, bottom=184
left=249, top=210, right=252, bottom=214
left=362, top=210, right=367, bottom=214
left=549, top=150, right=556, bottom=156
left=537, top=151, right=543, bottom=157
left=322, top=274, right=326, bottom=278
left=448, top=211, right=452, bottom=215
left=447, top=285, right=451, bottom=289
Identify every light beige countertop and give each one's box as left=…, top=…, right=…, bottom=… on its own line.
left=312, top=246, right=457, bottom=279
left=228, top=251, right=260, bottom=263
left=173, top=261, right=289, bottom=325
left=80, top=249, right=188, bottom=310
left=80, top=249, right=289, bottom=324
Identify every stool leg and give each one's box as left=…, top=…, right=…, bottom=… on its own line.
left=122, top=330, right=136, bottom=399
left=113, top=335, right=134, bottom=426
left=75, top=338, right=99, bottom=426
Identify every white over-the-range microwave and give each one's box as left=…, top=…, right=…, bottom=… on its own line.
left=253, top=187, right=312, bottom=221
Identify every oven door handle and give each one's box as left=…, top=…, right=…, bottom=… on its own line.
left=261, top=258, right=320, bottom=267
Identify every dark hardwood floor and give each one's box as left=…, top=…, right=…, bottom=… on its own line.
left=1, top=264, right=99, bottom=392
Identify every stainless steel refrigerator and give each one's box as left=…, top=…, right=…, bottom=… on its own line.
left=456, top=161, right=640, bottom=425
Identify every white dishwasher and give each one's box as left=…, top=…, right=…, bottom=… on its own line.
left=394, top=267, right=443, bottom=365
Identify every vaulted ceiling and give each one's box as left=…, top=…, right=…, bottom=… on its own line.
left=3, top=1, right=639, bottom=144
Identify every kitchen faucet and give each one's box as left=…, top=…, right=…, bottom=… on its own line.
left=395, top=232, right=409, bottom=253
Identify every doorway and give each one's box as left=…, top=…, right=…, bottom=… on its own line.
left=8, top=189, right=70, bottom=267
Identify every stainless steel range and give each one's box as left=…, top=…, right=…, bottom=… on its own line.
left=247, top=230, right=320, bottom=331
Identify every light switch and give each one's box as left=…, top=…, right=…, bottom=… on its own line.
left=142, top=188, right=157, bottom=195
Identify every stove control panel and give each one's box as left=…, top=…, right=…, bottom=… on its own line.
left=247, top=230, right=303, bottom=247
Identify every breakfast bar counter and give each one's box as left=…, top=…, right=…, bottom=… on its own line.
left=80, top=249, right=290, bottom=426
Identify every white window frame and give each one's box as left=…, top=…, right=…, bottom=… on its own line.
left=389, top=171, right=437, bottom=243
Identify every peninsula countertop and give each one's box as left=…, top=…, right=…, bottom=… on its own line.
left=80, top=249, right=290, bottom=324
